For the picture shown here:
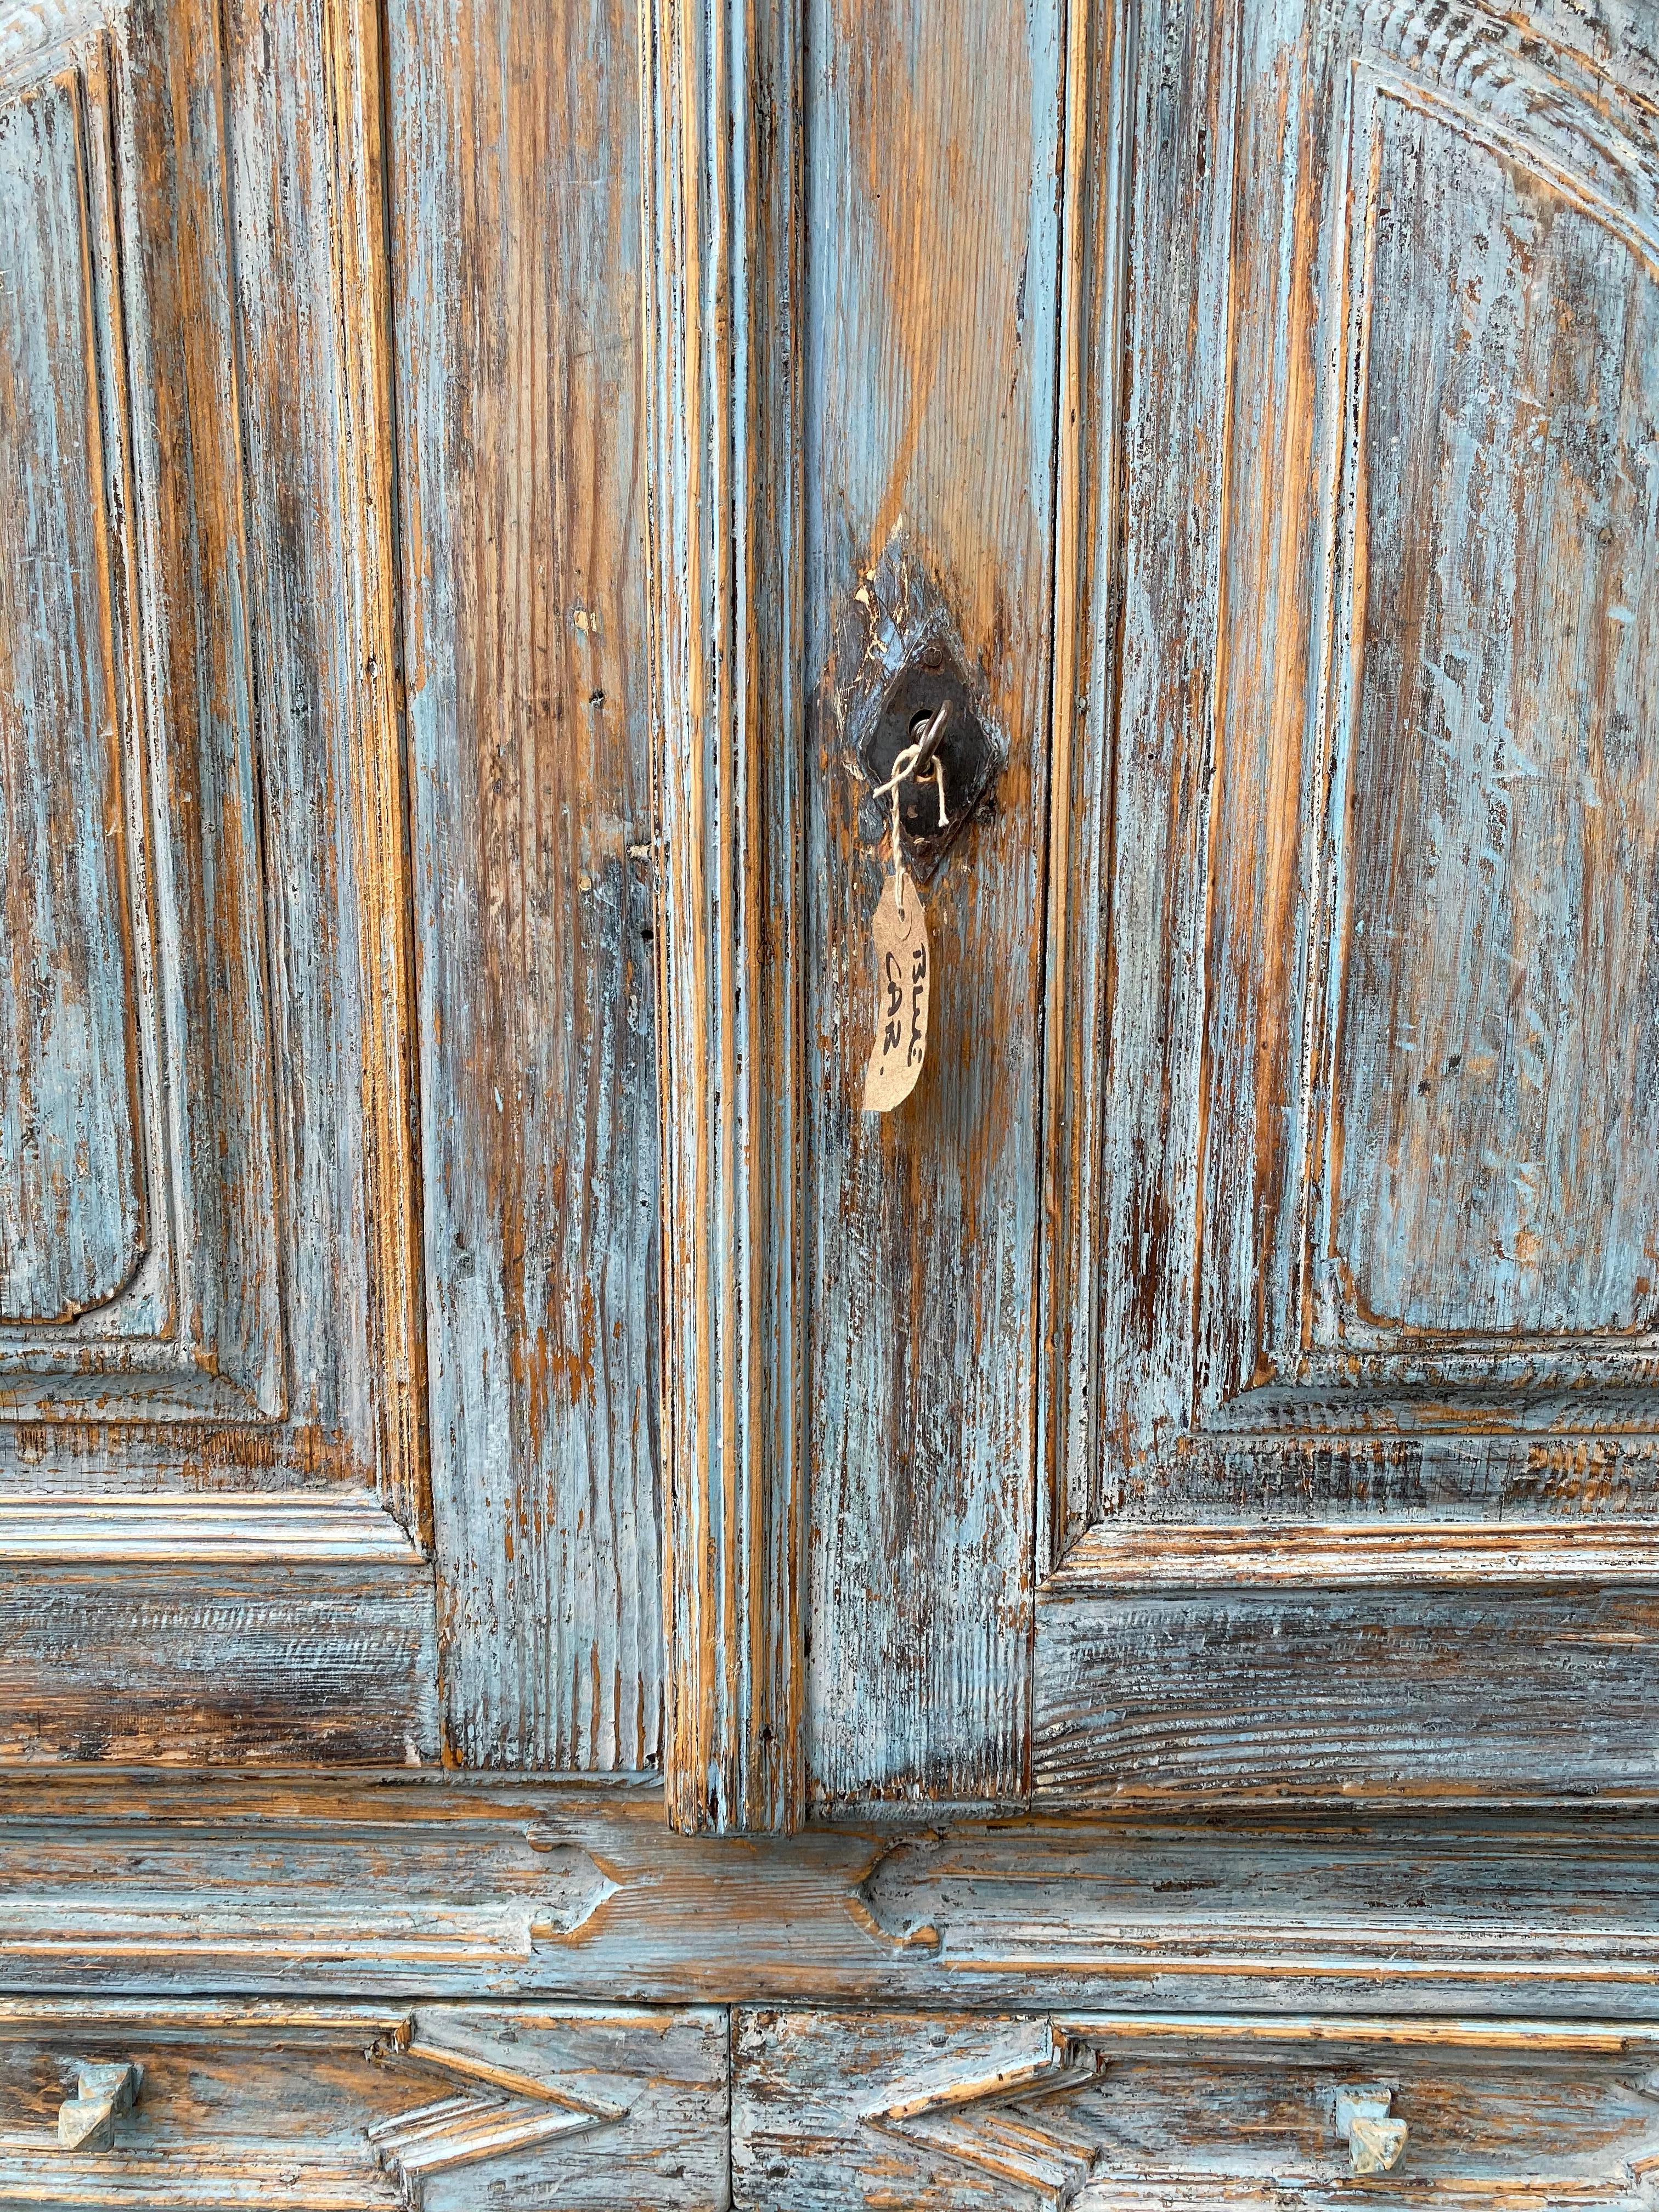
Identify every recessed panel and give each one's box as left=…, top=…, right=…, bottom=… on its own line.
left=0, top=65, right=143, bottom=1326
left=0, top=10, right=292, bottom=1426
left=1324, top=94, right=1659, bottom=1342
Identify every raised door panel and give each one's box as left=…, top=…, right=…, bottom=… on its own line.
left=0, top=13, right=278, bottom=1420
left=0, top=55, right=142, bottom=1330
left=0, top=0, right=418, bottom=1459
left=1316, top=68, right=1659, bottom=1353
left=1200, top=6, right=1659, bottom=1437
left=1088, top=0, right=1659, bottom=1491
left=0, top=0, right=433, bottom=1755
left=1034, top=0, right=1659, bottom=1802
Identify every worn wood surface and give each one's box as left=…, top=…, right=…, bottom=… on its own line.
left=734, top=2009, right=1659, bottom=2210
left=0, top=0, right=281, bottom=1427
left=1194, top=0, right=1659, bottom=1423
left=10, top=1774, right=1659, bottom=2021
left=15, top=24, right=1659, bottom=2205
left=1036, top=1523, right=1659, bottom=1807
left=218, top=0, right=425, bottom=1514
left=1030, top=0, right=1659, bottom=1810
left=0, top=0, right=431, bottom=1750
left=387, top=0, right=661, bottom=1771
left=0, top=1499, right=436, bottom=1763
left=804, top=0, right=1064, bottom=1811
left=1040, top=0, right=1137, bottom=1574
left=0, top=52, right=142, bottom=1331
left=1068, top=0, right=1238, bottom=1533
left=639, top=0, right=806, bottom=1831
left=0, top=2000, right=727, bottom=2209
left=0, top=0, right=421, bottom=1472
left=1318, top=50, right=1659, bottom=1347
left=1074, top=0, right=1659, bottom=1499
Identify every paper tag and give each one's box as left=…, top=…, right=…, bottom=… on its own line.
left=861, top=868, right=930, bottom=1113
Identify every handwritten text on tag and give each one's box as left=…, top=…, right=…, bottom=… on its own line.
left=862, top=868, right=929, bottom=1113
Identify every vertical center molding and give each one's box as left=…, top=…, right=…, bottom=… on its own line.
left=640, top=0, right=806, bottom=1832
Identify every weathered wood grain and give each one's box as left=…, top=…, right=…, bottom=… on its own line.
left=1071, top=0, right=1238, bottom=1525
left=13, top=1774, right=1659, bottom=2022
left=0, top=54, right=143, bottom=1330
left=844, top=1808, right=1659, bottom=2013
left=1040, top=0, right=1137, bottom=1572
left=0, top=2000, right=727, bottom=2210
left=1036, top=1522, right=1659, bottom=1807
left=0, top=1, right=284, bottom=1427
left=639, top=0, right=806, bottom=1831
left=219, top=0, right=427, bottom=1528
left=387, top=0, right=662, bottom=1769
left=0, top=1498, right=436, bottom=1762
left=1199, top=0, right=1659, bottom=1404
left=0, top=0, right=426, bottom=1487
left=735, top=2008, right=1659, bottom=2211
left=1318, top=59, right=1659, bottom=1344
left=1032, top=0, right=1659, bottom=1808
left=804, top=0, right=1064, bottom=1810
left=315, top=0, right=430, bottom=1542
left=0, top=0, right=433, bottom=1754
left=1076, top=0, right=1659, bottom=1501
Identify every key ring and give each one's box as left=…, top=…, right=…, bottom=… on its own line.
left=872, top=701, right=951, bottom=909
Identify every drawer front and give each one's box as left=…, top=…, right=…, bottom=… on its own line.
left=735, top=2010, right=1659, bottom=2209
left=0, top=2001, right=727, bottom=2210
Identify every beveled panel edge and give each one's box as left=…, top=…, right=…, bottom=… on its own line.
left=1040, top=0, right=1140, bottom=1571
left=0, top=1490, right=425, bottom=1559
left=1049, top=1520, right=1659, bottom=1592
left=315, top=0, right=430, bottom=1547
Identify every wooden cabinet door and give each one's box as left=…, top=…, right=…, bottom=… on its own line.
left=2, top=0, right=675, bottom=1795
left=1032, top=0, right=1659, bottom=1808
left=0, top=0, right=432, bottom=1759
left=12, top=0, right=1659, bottom=2197
left=645, top=0, right=1068, bottom=1831
left=647, top=0, right=1659, bottom=1827
left=8, top=0, right=1657, bottom=1848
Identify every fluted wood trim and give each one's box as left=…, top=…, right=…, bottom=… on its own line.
left=639, top=0, right=806, bottom=1832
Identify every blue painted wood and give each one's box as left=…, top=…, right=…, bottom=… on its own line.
left=0, top=0, right=432, bottom=1752
left=0, top=63, right=143, bottom=1329
left=802, top=0, right=1065, bottom=1811
left=386, top=0, right=663, bottom=1769
left=1037, top=0, right=1659, bottom=1810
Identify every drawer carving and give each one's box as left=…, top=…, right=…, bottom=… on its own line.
left=0, top=2000, right=727, bottom=2209
left=366, top=2013, right=632, bottom=2194
left=736, top=2010, right=1659, bottom=2209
